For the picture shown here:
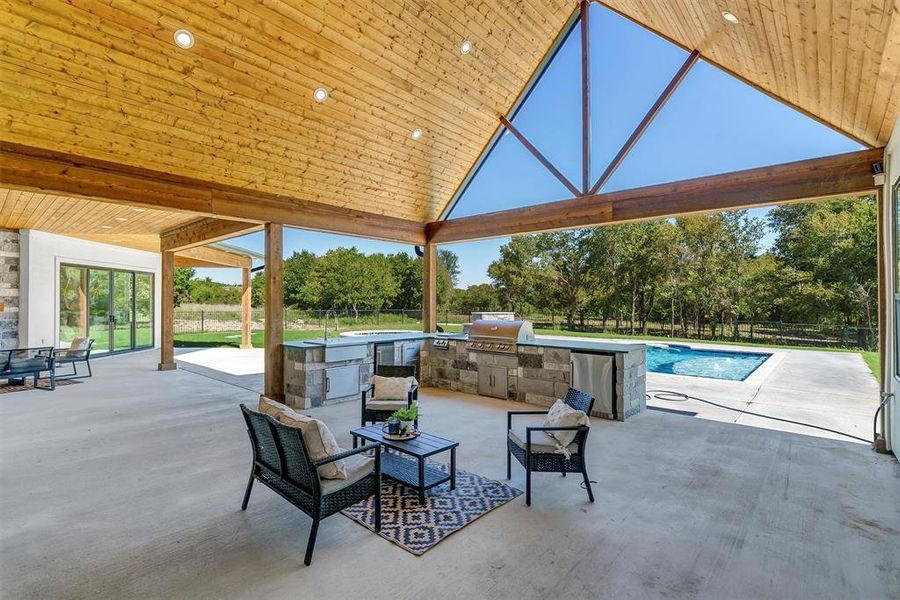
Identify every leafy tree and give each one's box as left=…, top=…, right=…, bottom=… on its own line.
left=283, top=250, right=317, bottom=308
left=173, top=268, right=195, bottom=307
left=451, top=283, right=501, bottom=313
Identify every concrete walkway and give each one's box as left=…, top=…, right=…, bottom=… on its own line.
left=1, top=351, right=898, bottom=599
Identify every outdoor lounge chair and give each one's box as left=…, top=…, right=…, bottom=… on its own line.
left=360, top=365, right=419, bottom=427
left=0, top=347, right=55, bottom=390
left=239, top=404, right=381, bottom=566
left=507, top=387, right=595, bottom=506
left=52, top=338, right=94, bottom=380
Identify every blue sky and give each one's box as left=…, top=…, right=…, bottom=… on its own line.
left=197, top=4, right=861, bottom=288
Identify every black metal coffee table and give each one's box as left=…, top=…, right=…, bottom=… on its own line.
left=350, top=424, right=458, bottom=503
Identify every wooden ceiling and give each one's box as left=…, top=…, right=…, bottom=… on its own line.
left=0, top=188, right=198, bottom=251
left=0, top=0, right=897, bottom=233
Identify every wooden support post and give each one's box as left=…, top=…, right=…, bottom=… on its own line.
left=580, top=0, right=591, bottom=193
left=423, top=243, right=438, bottom=333
left=241, top=266, right=252, bottom=349
left=264, top=224, right=284, bottom=399
left=158, top=250, right=176, bottom=371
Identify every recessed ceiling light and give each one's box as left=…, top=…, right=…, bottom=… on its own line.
left=101, top=225, right=113, bottom=229
left=411, top=128, right=423, bottom=140
left=115, top=217, right=128, bottom=222
left=173, top=29, right=194, bottom=49
left=133, top=208, right=146, bottom=212
left=313, top=87, right=328, bottom=103
left=460, top=40, right=473, bottom=55
left=721, top=11, right=739, bottom=23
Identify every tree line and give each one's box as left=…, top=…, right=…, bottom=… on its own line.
left=174, top=197, right=876, bottom=333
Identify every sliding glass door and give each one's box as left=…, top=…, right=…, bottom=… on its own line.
left=59, top=265, right=154, bottom=354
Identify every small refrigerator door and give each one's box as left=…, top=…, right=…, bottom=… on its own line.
left=571, top=353, right=615, bottom=417
left=375, top=344, right=395, bottom=369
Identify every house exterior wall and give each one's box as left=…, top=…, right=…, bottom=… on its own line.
left=0, top=230, right=20, bottom=350
left=884, top=118, right=900, bottom=458
left=18, top=230, right=161, bottom=349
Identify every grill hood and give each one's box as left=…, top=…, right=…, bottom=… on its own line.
left=466, top=320, right=534, bottom=353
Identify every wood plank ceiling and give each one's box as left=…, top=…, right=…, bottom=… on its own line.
left=0, top=0, right=898, bottom=234
left=0, top=188, right=198, bottom=251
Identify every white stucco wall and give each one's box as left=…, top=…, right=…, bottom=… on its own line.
left=18, top=230, right=161, bottom=349
left=883, top=118, right=900, bottom=457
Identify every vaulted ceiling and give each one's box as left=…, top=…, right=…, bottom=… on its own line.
left=1, top=0, right=898, bottom=238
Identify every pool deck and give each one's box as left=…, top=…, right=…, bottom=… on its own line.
left=177, top=335, right=879, bottom=445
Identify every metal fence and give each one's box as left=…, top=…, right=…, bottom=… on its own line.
left=173, top=308, right=877, bottom=350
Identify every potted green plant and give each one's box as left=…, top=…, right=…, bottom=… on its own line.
left=391, top=405, right=418, bottom=435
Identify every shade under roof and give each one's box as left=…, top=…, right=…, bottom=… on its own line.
left=1, top=0, right=897, bottom=229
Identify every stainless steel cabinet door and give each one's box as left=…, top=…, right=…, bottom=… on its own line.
left=478, top=365, right=507, bottom=399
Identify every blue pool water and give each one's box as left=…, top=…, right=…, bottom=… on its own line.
left=646, top=345, right=771, bottom=381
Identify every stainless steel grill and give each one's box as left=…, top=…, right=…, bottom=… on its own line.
left=465, top=320, right=534, bottom=354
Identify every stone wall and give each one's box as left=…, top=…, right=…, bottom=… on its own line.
left=421, top=340, right=647, bottom=420
left=0, top=231, right=19, bottom=350
left=283, top=344, right=375, bottom=410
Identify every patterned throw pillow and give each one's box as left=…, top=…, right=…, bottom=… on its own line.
left=371, top=375, right=417, bottom=400
left=257, top=397, right=347, bottom=480
left=542, top=399, right=590, bottom=455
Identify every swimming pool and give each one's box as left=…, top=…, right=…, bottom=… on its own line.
left=646, top=345, right=771, bottom=381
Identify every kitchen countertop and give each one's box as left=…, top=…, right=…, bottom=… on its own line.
left=283, top=332, right=642, bottom=353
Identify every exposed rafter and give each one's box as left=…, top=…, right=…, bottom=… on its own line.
left=498, top=116, right=581, bottom=197
left=174, top=246, right=252, bottom=268
left=161, top=218, right=261, bottom=252
left=0, top=143, right=427, bottom=245
left=426, top=148, right=883, bottom=243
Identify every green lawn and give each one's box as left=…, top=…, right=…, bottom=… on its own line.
left=861, top=351, right=881, bottom=382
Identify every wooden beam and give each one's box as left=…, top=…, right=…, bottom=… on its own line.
left=422, top=243, right=438, bottom=333
left=499, top=116, right=582, bottom=197
left=589, top=49, right=700, bottom=195
left=426, top=148, right=883, bottom=243
left=162, top=218, right=261, bottom=252
left=0, top=142, right=426, bottom=245
left=264, top=224, right=284, bottom=399
left=174, top=246, right=253, bottom=268
left=241, top=267, right=253, bottom=350
left=580, top=0, right=591, bottom=193
left=158, top=250, right=176, bottom=371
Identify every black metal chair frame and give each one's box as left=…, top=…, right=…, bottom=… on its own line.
left=52, top=339, right=94, bottom=381
left=361, top=365, right=419, bottom=428
left=0, top=347, right=56, bottom=391
left=507, top=388, right=596, bottom=506
left=240, top=405, right=382, bottom=566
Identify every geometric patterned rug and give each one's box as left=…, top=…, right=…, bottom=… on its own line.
left=0, top=379, right=81, bottom=394
left=342, top=461, right=522, bottom=555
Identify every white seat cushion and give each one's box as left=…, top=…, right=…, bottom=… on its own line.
left=365, top=399, right=409, bottom=411
left=508, top=428, right=579, bottom=455
left=258, top=397, right=347, bottom=480
left=320, top=454, right=374, bottom=495
left=371, top=375, right=417, bottom=400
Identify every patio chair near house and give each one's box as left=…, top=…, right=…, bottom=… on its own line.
left=507, top=387, right=595, bottom=506
left=0, top=347, right=56, bottom=391
left=52, top=338, right=94, bottom=380
left=240, top=404, right=381, bottom=566
left=361, top=365, right=419, bottom=427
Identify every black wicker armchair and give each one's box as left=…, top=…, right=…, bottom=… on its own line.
left=240, top=405, right=381, bottom=566
left=507, top=387, right=595, bottom=506
left=52, top=338, right=94, bottom=380
left=360, top=365, right=419, bottom=428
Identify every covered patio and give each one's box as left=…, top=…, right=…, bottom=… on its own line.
left=2, top=0, right=900, bottom=597
left=1, top=350, right=897, bottom=599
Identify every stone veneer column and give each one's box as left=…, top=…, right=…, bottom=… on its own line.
left=0, top=230, right=19, bottom=350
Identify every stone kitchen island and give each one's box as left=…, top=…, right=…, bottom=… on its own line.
left=420, top=336, right=647, bottom=420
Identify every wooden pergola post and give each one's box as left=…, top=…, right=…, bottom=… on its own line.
left=240, top=266, right=252, bottom=349
left=423, top=243, right=437, bottom=333
left=264, top=223, right=284, bottom=399
left=158, top=250, right=176, bottom=371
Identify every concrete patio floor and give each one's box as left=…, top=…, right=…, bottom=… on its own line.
left=1, top=350, right=898, bottom=599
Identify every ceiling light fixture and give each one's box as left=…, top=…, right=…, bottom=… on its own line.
left=721, top=11, right=739, bottom=23
left=101, top=225, right=113, bottom=229
left=173, top=29, right=195, bottom=49
left=411, top=128, right=423, bottom=140
left=460, top=40, right=473, bottom=55
left=133, top=208, right=146, bottom=212
left=313, top=87, right=328, bottom=103
left=115, top=217, right=128, bottom=222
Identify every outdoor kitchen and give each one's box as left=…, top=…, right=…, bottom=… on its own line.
left=282, top=317, right=647, bottom=421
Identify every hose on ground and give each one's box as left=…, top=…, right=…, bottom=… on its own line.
left=645, top=389, right=871, bottom=444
